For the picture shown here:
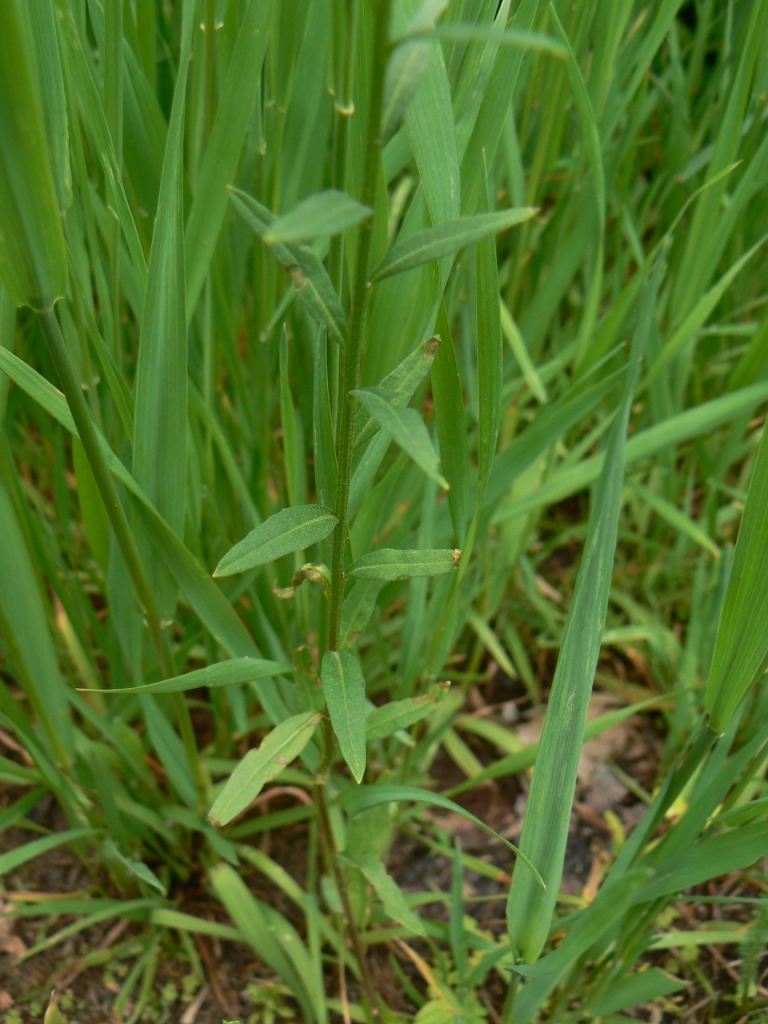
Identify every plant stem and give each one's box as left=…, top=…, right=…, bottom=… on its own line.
left=316, top=780, right=379, bottom=1024
left=327, top=0, right=392, bottom=651
left=39, top=307, right=206, bottom=806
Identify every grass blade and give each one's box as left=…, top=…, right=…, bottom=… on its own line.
left=506, top=256, right=665, bottom=963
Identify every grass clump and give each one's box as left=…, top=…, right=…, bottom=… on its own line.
left=0, top=0, right=767, bottom=1021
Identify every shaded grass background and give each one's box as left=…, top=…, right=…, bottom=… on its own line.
left=0, top=0, right=768, bottom=1020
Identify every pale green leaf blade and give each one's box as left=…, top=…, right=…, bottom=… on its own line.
left=209, top=712, right=321, bottom=826
left=346, top=548, right=460, bottom=581
left=370, top=208, right=537, bottom=282
left=321, top=651, right=367, bottom=783
left=214, top=505, right=338, bottom=578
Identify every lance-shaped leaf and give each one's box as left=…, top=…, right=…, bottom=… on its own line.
left=353, top=336, right=440, bottom=451
left=706, top=423, right=768, bottom=732
left=351, top=388, right=448, bottom=489
left=214, top=505, right=338, bottom=577
left=0, top=1, right=67, bottom=310
left=506, top=256, right=665, bottom=964
left=209, top=712, right=321, bottom=826
left=321, top=651, right=367, bottom=783
left=264, top=190, right=373, bottom=244
left=80, top=657, right=291, bottom=696
left=228, top=187, right=348, bottom=345
left=346, top=548, right=460, bottom=582
left=345, top=854, right=426, bottom=934
left=370, top=207, right=536, bottom=282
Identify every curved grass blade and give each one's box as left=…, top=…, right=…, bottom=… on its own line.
left=340, top=784, right=543, bottom=887
left=506, top=256, right=665, bottom=964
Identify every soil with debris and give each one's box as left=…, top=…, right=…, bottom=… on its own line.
left=0, top=675, right=764, bottom=1024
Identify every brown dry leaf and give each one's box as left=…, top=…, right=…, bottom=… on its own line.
left=0, top=992, right=14, bottom=1012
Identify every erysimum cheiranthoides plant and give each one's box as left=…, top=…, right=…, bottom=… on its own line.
left=1, top=1, right=768, bottom=1022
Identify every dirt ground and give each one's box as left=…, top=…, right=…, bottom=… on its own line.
left=0, top=669, right=765, bottom=1024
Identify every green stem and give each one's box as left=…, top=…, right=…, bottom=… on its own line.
left=39, top=307, right=206, bottom=807
left=327, top=0, right=392, bottom=651
left=203, top=0, right=217, bottom=138
left=316, top=781, right=379, bottom=1024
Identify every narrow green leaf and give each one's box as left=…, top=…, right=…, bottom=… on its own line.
left=132, top=0, right=196, bottom=615
left=209, top=712, right=320, bottom=826
left=351, top=388, right=448, bottom=489
left=58, top=8, right=147, bottom=288
left=371, top=207, right=536, bottom=282
left=313, top=329, right=338, bottom=508
left=229, top=188, right=348, bottom=346
left=382, top=0, right=450, bottom=142
left=346, top=547, right=460, bottom=582
left=476, top=160, right=502, bottom=503
left=706, top=423, right=768, bottom=731
left=80, top=657, right=291, bottom=696
left=432, top=302, right=470, bottom=542
left=214, top=505, right=338, bottom=578
left=0, top=828, right=93, bottom=877
left=321, top=651, right=367, bottom=783
left=264, top=190, right=372, bottom=245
